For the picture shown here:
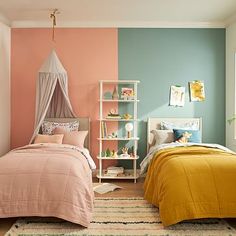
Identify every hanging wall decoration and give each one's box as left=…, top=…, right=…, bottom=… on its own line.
left=189, top=80, right=205, bottom=102
left=169, top=85, right=185, bottom=107
left=50, top=9, right=60, bottom=42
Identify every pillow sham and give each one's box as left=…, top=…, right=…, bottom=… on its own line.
left=53, top=127, right=88, bottom=148
left=160, top=121, right=199, bottom=131
left=34, top=134, right=64, bottom=144
left=151, top=129, right=174, bottom=145
left=173, top=129, right=201, bottom=143
left=41, top=120, right=79, bottom=135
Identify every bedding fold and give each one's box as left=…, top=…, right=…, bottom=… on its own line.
left=144, top=145, right=236, bottom=226
left=0, top=143, right=94, bottom=227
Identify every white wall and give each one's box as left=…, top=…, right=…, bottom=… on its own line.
left=0, top=21, right=10, bottom=156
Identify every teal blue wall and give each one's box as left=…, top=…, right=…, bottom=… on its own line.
left=118, top=28, right=225, bottom=166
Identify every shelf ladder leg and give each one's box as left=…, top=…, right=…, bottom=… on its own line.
left=99, top=158, right=102, bottom=183
left=133, top=159, right=137, bottom=183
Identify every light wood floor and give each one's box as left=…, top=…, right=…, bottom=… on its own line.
left=94, top=178, right=144, bottom=198
left=0, top=178, right=144, bottom=235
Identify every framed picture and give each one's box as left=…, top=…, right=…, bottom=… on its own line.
left=169, top=85, right=185, bottom=107
left=189, top=80, right=205, bottom=102
left=121, top=87, right=134, bottom=100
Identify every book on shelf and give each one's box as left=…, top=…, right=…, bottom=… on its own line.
left=104, top=122, right=107, bottom=137
left=104, top=172, right=119, bottom=177
left=104, top=172, right=132, bottom=177
left=101, top=121, right=104, bottom=138
left=107, top=166, right=124, bottom=174
left=101, top=121, right=107, bottom=138
left=104, top=166, right=124, bottom=177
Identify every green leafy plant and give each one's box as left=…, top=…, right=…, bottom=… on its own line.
left=227, top=115, right=236, bottom=125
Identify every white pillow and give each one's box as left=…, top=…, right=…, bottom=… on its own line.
left=151, top=129, right=174, bottom=146
left=160, top=121, right=199, bottom=131
left=41, top=121, right=79, bottom=135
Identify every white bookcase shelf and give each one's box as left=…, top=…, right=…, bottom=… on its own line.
left=97, top=155, right=139, bottom=160
left=97, top=169, right=140, bottom=180
left=97, top=80, right=140, bottom=183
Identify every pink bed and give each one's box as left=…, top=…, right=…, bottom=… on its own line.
left=0, top=143, right=94, bottom=227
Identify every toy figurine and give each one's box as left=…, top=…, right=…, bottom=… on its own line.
left=111, top=132, right=118, bottom=138
left=130, top=152, right=135, bottom=158
left=111, top=150, right=118, bottom=158
left=122, top=113, right=132, bottom=120
left=122, top=146, right=129, bottom=154
left=107, top=109, right=121, bottom=119
left=176, top=132, right=192, bottom=143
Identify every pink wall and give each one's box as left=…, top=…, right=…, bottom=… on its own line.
left=11, top=28, right=118, bottom=167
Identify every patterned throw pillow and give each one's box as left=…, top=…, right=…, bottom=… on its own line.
left=173, top=129, right=202, bottom=143
left=41, top=121, right=79, bottom=135
left=160, top=121, right=199, bottom=131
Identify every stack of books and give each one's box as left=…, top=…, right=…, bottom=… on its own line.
left=105, top=166, right=124, bottom=177
left=101, top=121, right=107, bottom=138
left=106, top=114, right=121, bottom=119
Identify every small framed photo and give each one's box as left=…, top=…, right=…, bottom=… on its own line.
left=121, top=88, right=134, bottom=100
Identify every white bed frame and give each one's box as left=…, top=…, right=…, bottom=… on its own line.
left=44, top=117, right=90, bottom=150
left=147, top=117, right=202, bottom=152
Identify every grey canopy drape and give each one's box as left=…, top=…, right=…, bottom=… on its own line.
left=30, top=50, right=76, bottom=143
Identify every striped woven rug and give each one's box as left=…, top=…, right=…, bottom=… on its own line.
left=6, top=198, right=236, bottom=236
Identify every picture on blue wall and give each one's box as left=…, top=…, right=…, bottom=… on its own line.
left=189, top=80, right=205, bottom=102
left=169, top=85, right=185, bottom=107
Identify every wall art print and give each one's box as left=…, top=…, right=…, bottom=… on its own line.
left=169, top=85, right=185, bottom=107
left=189, top=80, right=205, bottom=102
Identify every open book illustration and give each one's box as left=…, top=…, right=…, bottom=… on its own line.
left=93, top=183, right=123, bottom=194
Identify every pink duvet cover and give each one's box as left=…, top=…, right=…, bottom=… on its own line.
left=0, top=143, right=94, bottom=227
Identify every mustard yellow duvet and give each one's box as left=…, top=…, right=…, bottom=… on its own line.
left=144, top=145, right=236, bottom=226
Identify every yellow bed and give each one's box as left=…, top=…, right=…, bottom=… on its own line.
left=144, top=145, right=236, bottom=226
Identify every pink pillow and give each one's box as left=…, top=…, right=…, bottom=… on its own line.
left=53, top=127, right=88, bottom=148
left=34, top=134, right=64, bottom=144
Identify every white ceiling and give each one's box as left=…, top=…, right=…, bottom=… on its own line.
left=0, top=0, right=236, bottom=28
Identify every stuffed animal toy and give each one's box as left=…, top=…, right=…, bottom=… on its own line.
left=176, top=131, right=192, bottom=143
